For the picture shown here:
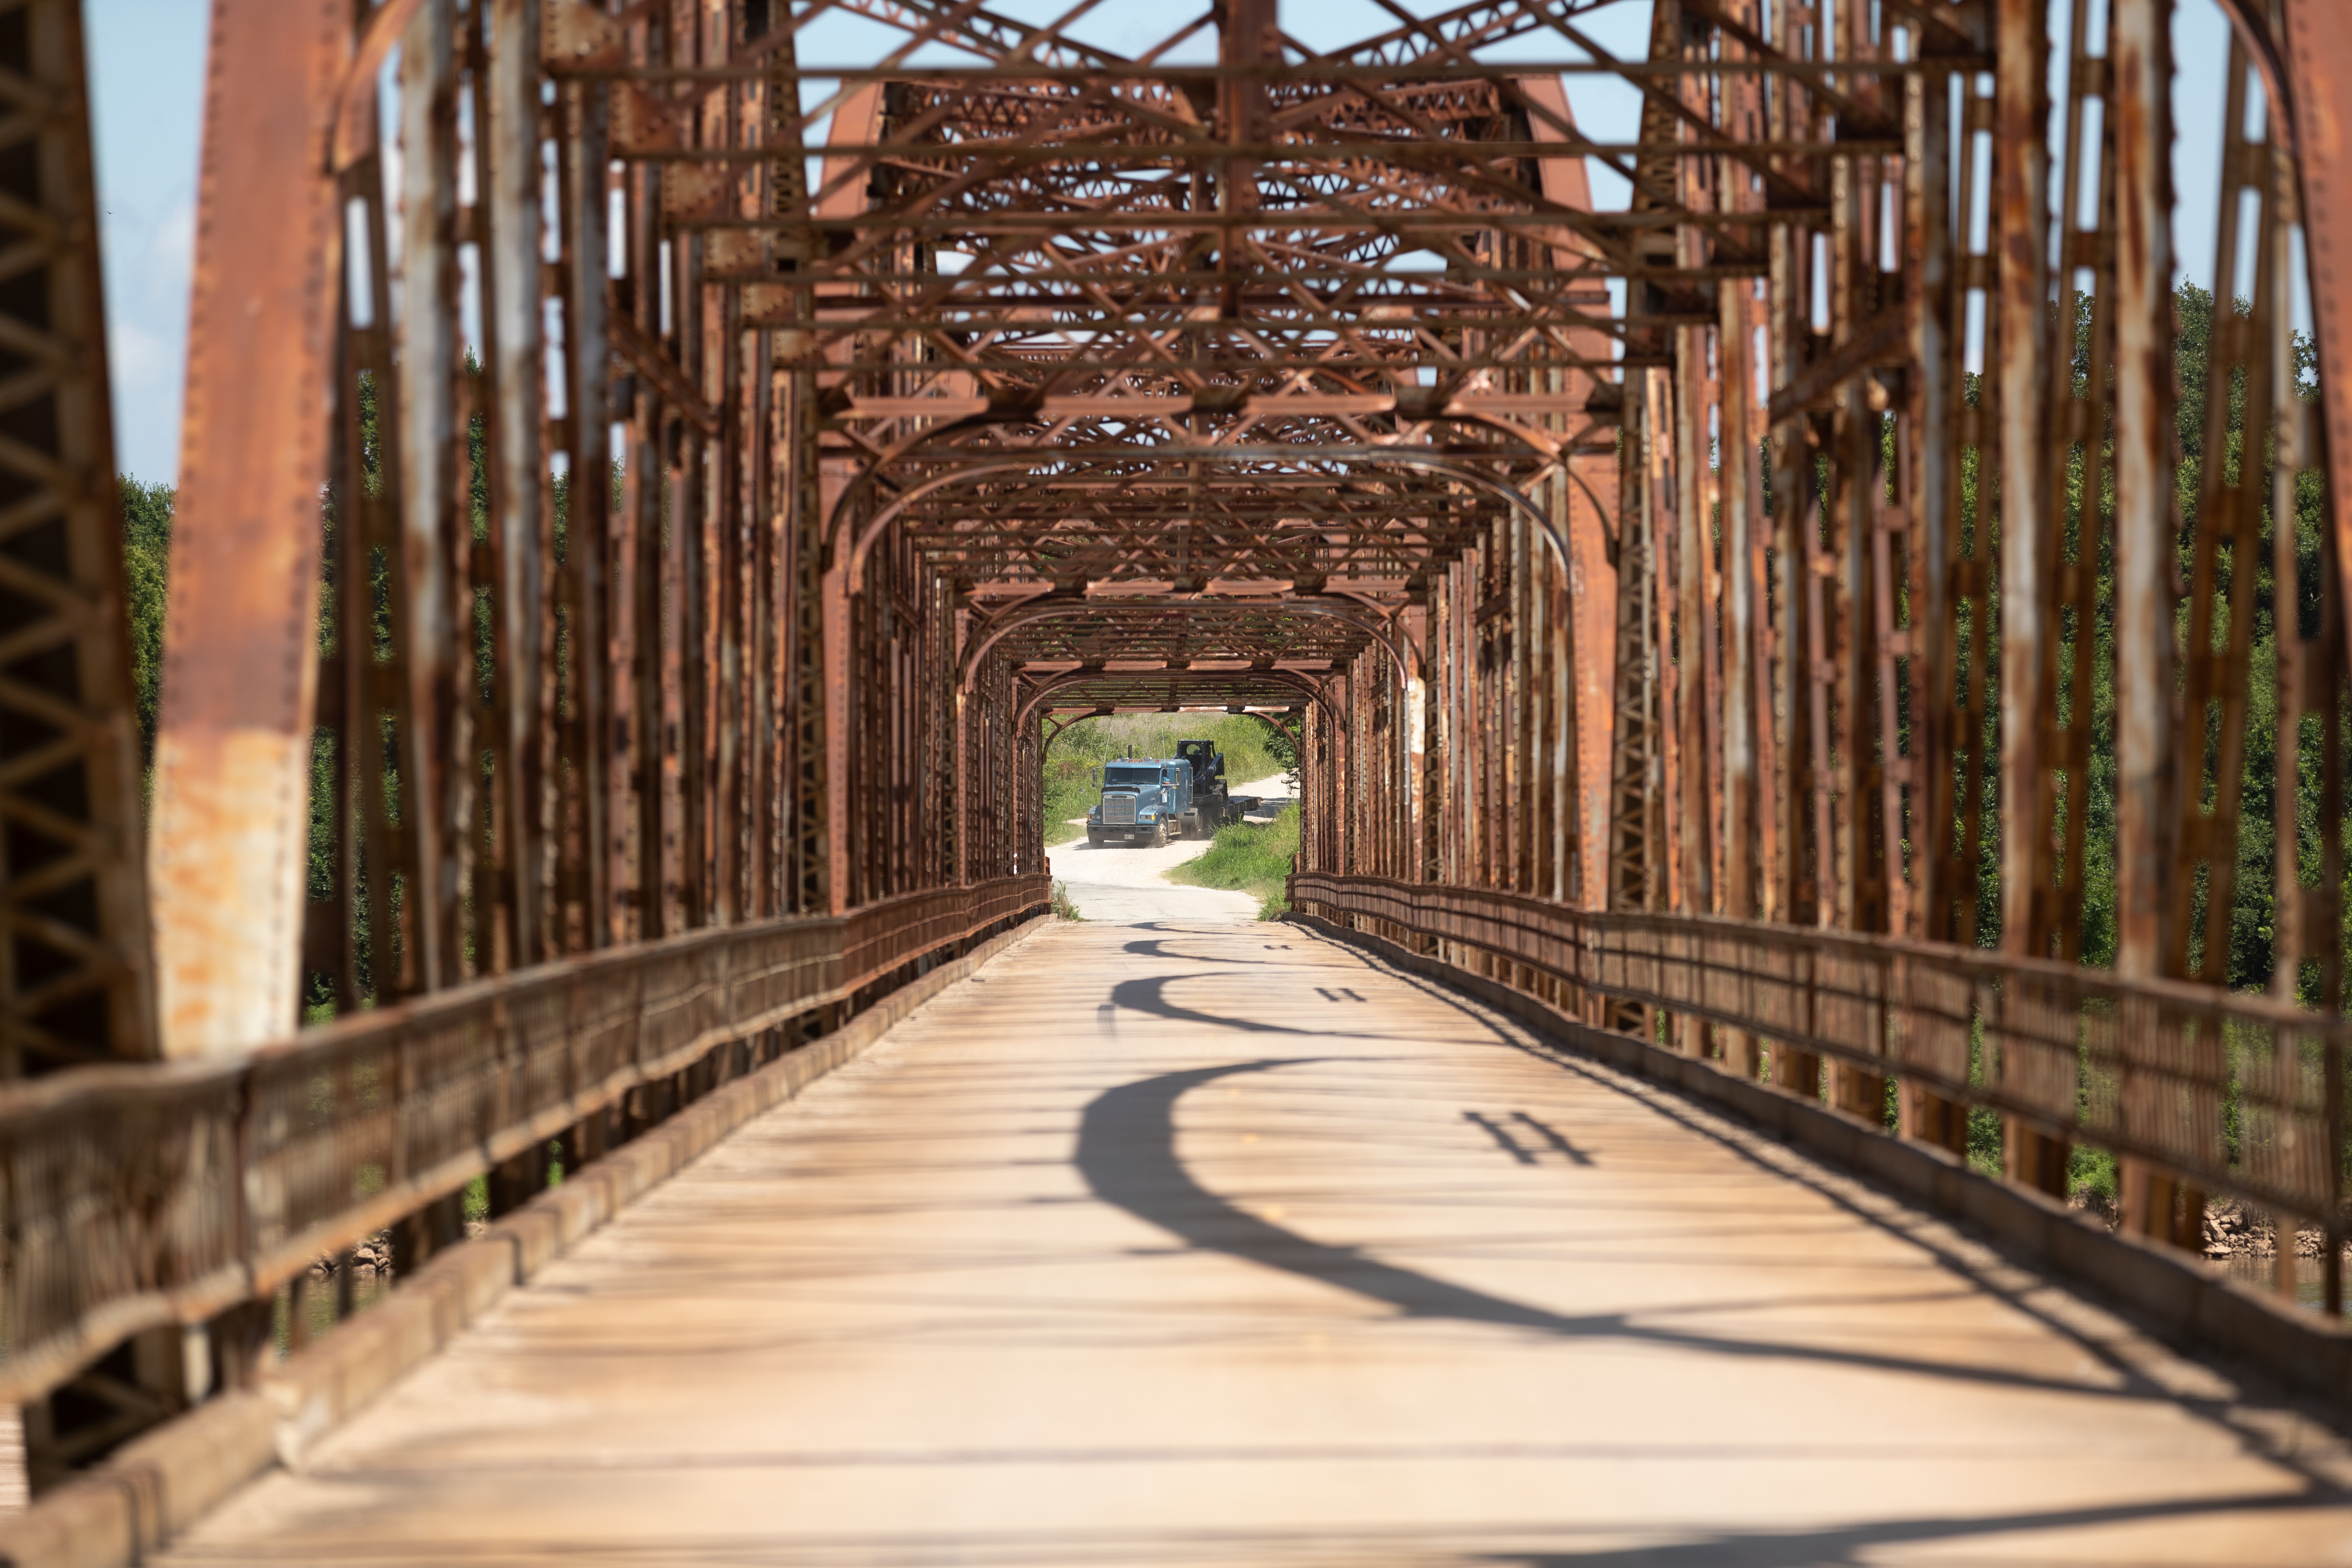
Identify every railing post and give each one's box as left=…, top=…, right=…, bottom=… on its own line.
left=1831, top=950, right=1890, bottom=1125
left=2327, top=1031, right=2345, bottom=1314
left=2106, top=0, right=2184, bottom=1225
left=487, top=1146, right=541, bottom=1219
left=1777, top=941, right=1822, bottom=1101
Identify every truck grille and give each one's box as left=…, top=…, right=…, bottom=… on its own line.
left=1102, top=796, right=1136, bottom=826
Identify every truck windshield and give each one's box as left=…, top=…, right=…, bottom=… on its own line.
left=1102, top=765, right=1160, bottom=790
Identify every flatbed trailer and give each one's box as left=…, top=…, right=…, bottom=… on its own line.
left=1175, top=739, right=1259, bottom=829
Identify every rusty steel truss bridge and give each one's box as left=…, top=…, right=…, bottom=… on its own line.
left=0, top=0, right=2349, bottom=1521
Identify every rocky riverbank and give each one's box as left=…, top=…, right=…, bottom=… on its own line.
left=2198, top=1197, right=2340, bottom=1261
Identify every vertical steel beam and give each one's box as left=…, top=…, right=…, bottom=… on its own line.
left=1908, top=57, right=1954, bottom=939
left=1721, top=281, right=1759, bottom=923
left=563, top=77, right=615, bottom=946
left=2019, top=0, right=2122, bottom=965
left=485, top=0, right=545, bottom=966
left=1922, top=71, right=1998, bottom=950
left=1994, top=0, right=2051, bottom=960
left=2166, top=37, right=2273, bottom=985
left=821, top=459, right=851, bottom=913
left=2266, top=112, right=2337, bottom=1012
left=1992, top=0, right=2071, bottom=1194
left=2281, top=12, right=2352, bottom=1300
left=2284, top=1, right=2352, bottom=716
left=2110, top=0, right=2177, bottom=982
left=1902, top=45, right=1970, bottom=1147
left=149, top=0, right=346, bottom=1054
left=397, top=0, right=458, bottom=992
left=1649, top=373, right=1683, bottom=909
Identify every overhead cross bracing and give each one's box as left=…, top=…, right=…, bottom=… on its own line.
left=107, top=0, right=1661, bottom=1039
left=775, top=0, right=1646, bottom=750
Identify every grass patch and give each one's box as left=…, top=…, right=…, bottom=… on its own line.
left=1166, top=805, right=1298, bottom=918
left=1041, top=714, right=1294, bottom=845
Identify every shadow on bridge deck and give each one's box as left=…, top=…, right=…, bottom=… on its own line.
left=159, top=917, right=2351, bottom=1566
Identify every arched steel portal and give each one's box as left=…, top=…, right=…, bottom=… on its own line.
left=801, top=38, right=1621, bottom=909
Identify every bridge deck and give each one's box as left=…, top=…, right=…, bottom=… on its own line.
left=164, top=916, right=2349, bottom=1565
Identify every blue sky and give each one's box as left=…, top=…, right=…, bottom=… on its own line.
left=89, top=0, right=208, bottom=484
left=86, top=0, right=2245, bottom=485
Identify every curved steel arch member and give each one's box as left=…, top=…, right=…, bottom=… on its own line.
left=1040, top=707, right=1115, bottom=763
left=1194, top=448, right=1575, bottom=582
left=1228, top=706, right=1305, bottom=769
left=1014, top=668, right=1346, bottom=734
left=825, top=405, right=1583, bottom=592
left=958, top=594, right=1421, bottom=689
left=832, top=457, right=1035, bottom=594
left=844, top=444, right=1577, bottom=602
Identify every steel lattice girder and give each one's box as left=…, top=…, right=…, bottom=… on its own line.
left=738, top=1, right=1688, bottom=687
left=120, top=0, right=2352, bottom=1062
left=974, top=602, right=1387, bottom=675
left=0, top=0, right=151, bottom=1074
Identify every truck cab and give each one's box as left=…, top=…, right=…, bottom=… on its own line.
left=1086, top=756, right=1194, bottom=847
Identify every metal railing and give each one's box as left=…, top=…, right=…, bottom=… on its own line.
left=0, top=875, right=1049, bottom=1406
left=1293, top=873, right=2345, bottom=1268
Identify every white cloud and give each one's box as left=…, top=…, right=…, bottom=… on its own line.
left=95, top=196, right=197, bottom=482
left=108, top=319, right=172, bottom=389
left=89, top=0, right=208, bottom=483
left=140, top=201, right=193, bottom=304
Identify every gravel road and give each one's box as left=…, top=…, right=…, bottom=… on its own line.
left=1047, top=775, right=1291, bottom=924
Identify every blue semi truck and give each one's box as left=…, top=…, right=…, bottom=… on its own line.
left=1085, top=739, right=1261, bottom=847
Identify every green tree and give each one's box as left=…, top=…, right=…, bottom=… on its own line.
left=119, top=476, right=173, bottom=763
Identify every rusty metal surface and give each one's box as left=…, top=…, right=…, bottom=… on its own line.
left=743, top=0, right=1715, bottom=903
left=2111, top=0, right=2178, bottom=982
left=145, top=0, right=347, bottom=1055
left=2287, top=0, right=2352, bottom=708
left=134, top=0, right=1860, bottom=1051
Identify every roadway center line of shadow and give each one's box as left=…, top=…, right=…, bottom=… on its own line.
left=1119, top=937, right=1275, bottom=963
left=1200, top=928, right=2352, bottom=1493
left=1109, top=974, right=1454, bottom=1040
left=1465, top=1488, right=2328, bottom=1567
left=1072, top=1059, right=2292, bottom=1411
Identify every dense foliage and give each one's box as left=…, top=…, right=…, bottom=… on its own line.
left=1930, top=282, right=2328, bottom=991
left=1164, top=805, right=1301, bottom=919
left=119, top=477, right=173, bottom=763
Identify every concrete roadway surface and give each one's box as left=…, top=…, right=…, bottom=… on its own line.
left=1049, top=773, right=1292, bottom=924
left=161, top=903, right=2352, bottom=1563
